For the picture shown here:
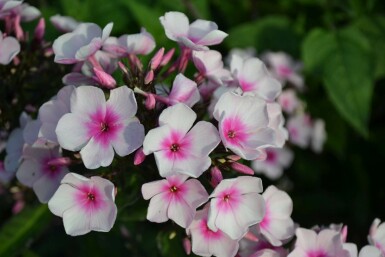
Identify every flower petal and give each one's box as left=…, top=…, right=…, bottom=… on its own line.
left=158, top=103, right=196, bottom=135
left=56, top=113, right=89, bottom=151
left=80, top=137, right=115, bottom=169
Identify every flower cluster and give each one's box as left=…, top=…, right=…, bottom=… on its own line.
left=0, top=3, right=377, bottom=257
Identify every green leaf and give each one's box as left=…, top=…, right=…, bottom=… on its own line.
left=302, top=28, right=374, bottom=137
left=0, top=205, right=52, bottom=257
left=226, top=16, right=301, bottom=56
left=353, top=15, right=385, bottom=79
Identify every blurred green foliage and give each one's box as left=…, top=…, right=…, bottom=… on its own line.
left=1, top=0, right=385, bottom=256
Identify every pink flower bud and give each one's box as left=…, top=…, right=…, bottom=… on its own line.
left=231, top=162, right=254, bottom=175
left=243, top=231, right=259, bottom=242
left=93, top=67, right=116, bottom=89
left=150, top=47, right=164, bottom=70
left=341, top=225, right=348, bottom=243
left=210, top=166, right=223, bottom=187
left=34, top=18, right=45, bottom=42
left=118, top=61, right=129, bottom=75
left=183, top=237, right=192, bottom=255
left=160, top=48, right=175, bottom=66
left=12, top=200, right=25, bottom=215
left=144, top=70, right=154, bottom=85
left=134, top=147, right=146, bottom=165
left=129, top=54, right=143, bottom=70
left=227, top=155, right=241, bottom=162
left=145, top=93, right=156, bottom=110
left=47, top=157, right=72, bottom=167
left=14, top=16, right=24, bottom=41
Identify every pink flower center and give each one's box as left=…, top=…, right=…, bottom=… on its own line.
left=170, top=185, right=178, bottom=193
left=87, top=107, right=123, bottom=148
left=199, top=218, right=223, bottom=240
left=170, top=143, right=180, bottom=152
left=87, top=193, right=96, bottom=201
left=308, top=250, right=328, bottom=257
left=277, top=65, right=292, bottom=77
left=222, top=116, right=248, bottom=146
left=76, top=184, right=106, bottom=213
left=265, top=150, right=277, bottom=164
left=216, top=188, right=241, bottom=213
left=161, top=130, right=191, bottom=160
left=43, top=157, right=63, bottom=178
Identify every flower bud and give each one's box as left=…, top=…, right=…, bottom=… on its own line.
left=93, top=67, right=116, bottom=89
left=150, top=47, right=164, bottom=70
left=134, top=147, right=146, bottom=165
left=231, top=162, right=254, bottom=175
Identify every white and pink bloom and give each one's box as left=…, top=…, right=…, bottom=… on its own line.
left=56, top=85, right=144, bottom=169
left=187, top=204, right=240, bottom=257
left=48, top=173, right=117, bottom=236
left=103, top=28, right=155, bottom=57
left=230, top=55, right=281, bottom=101
left=53, top=22, right=113, bottom=64
left=288, top=228, right=350, bottom=257
left=192, top=50, right=232, bottom=86
left=142, top=174, right=208, bottom=228
left=287, top=114, right=312, bottom=148
left=278, top=89, right=300, bottom=114
left=16, top=145, right=69, bottom=203
left=258, top=185, right=294, bottom=246
left=262, top=52, right=304, bottom=90
left=159, top=11, right=228, bottom=51
left=213, top=91, right=276, bottom=160
left=143, top=103, right=220, bottom=178
left=0, top=30, right=20, bottom=65
left=208, top=176, right=266, bottom=240
left=252, top=147, right=293, bottom=180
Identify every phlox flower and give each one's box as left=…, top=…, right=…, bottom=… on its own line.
left=258, top=185, right=295, bottom=246
left=143, top=103, right=220, bottom=178
left=0, top=30, right=20, bottom=65
left=225, top=47, right=256, bottom=65
left=16, top=145, right=68, bottom=203
left=358, top=246, right=382, bottom=257
left=160, top=11, right=228, bottom=51
left=207, top=176, right=266, bottom=240
left=252, top=147, right=293, bottom=180
left=287, top=114, right=312, bottom=148
left=213, top=91, right=277, bottom=160
left=288, top=228, right=350, bottom=257
left=192, top=50, right=232, bottom=86
left=278, top=89, right=300, bottom=114
left=230, top=55, right=281, bottom=101
left=0, top=0, right=22, bottom=19
left=238, top=237, right=287, bottom=257
left=141, top=174, right=208, bottom=228
left=53, top=22, right=113, bottom=64
left=48, top=173, right=117, bottom=236
left=56, top=85, right=144, bottom=169
left=6, top=2, right=41, bottom=22
left=103, top=28, right=155, bottom=57
left=187, top=204, right=240, bottom=257
left=261, top=52, right=304, bottom=90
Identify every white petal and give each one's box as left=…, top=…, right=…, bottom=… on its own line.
left=168, top=73, right=200, bottom=107
left=62, top=206, right=91, bottom=236
left=141, top=179, right=169, bottom=200
left=70, top=86, right=106, bottom=118
left=183, top=179, right=209, bottom=208
left=160, top=12, right=189, bottom=41
left=33, top=168, right=68, bottom=203
left=158, top=103, right=196, bottom=135
left=146, top=193, right=170, bottom=223
left=16, top=159, right=43, bottom=187
left=107, top=86, right=137, bottom=120
left=56, top=113, right=89, bottom=151
left=184, top=121, right=220, bottom=157
left=168, top=196, right=195, bottom=228
left=153, top=151, right=176, bottom=177
left=0, top=36, right=20, bottom=64
left=111, top=120, right=144, bottom=157
left=295, top=228, right=317, bottom=252
left=234, top=193, right=266, bottom=229
left=143, top=125, right=172, bottom=155
left=173, top=155, right=211, bottom=178
left=80, top=138, right=115, bottom=169
left=48, top=184, right=79, bottom=217
left=90, top=201, right=117, bottom=232
left=359, top=245, right=382, bottom=257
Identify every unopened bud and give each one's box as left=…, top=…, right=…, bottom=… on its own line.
left=134, top=147, right=146, bottom=165
left=160, top=48, right=175, bottom=66
left=47, top=157, right=72, bottom=167
left=183, top=237, right=192, bottom=255
left=210, top=166, right=223, bottom=187
left=231, top=162, right=254, bottom=175
left=145, top=94, right=156, bottom=110
left=150, top=47, right=164, bottom=70
left=34, top=18, right=45, bottom=42
left=118, top=61, right=129, bottom=75
left=144, top=70, right=154, bottom=85
left=93, top=67, right=116, bottom=89
left=227, top=155, right=241, bottom=162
